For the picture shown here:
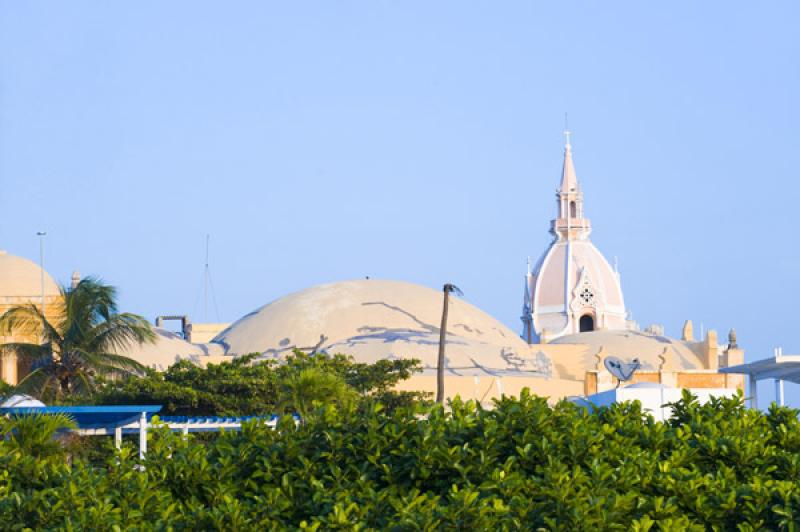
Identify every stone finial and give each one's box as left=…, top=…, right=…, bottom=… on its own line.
left=658, top=347, right=676, bottom=372
left=704, top=329, right=719, bottom=371
left=594, top=346, right=607, bottom=371
left=71, top=270, right=81, bottom=289
left=682, top=320, right=694, bottom=342
left=728, top=328, right=738, bottom=348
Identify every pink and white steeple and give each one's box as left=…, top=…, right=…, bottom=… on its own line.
left=551, top=130, right=592, bottom=242
left=521, top=132, right=628, bottom=343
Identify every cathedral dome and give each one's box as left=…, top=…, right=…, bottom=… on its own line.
left=212, top=280, right=549, bottom=377
left=530, top=239, right=626, bottom=338
left=0, top=251, right=59, bottom=302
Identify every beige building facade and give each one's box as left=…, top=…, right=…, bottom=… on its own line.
left=0, top=251, right=62, bottom=385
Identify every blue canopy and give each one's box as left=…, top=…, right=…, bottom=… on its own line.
left=0, top=405, right=162, bottom=429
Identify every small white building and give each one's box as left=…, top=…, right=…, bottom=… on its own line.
left=583, top=382, right=737, bottom=422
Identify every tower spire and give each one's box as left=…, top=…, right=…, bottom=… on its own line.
left=551, top=128, right=591, bottom=241
left=559, top=129, right=578, bottom=194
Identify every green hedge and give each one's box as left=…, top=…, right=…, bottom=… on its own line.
left=2, top=391, right=800, bottom=530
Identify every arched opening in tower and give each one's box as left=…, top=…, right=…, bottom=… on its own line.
left=579, top=314, right=594, bottom=332
left=569, top=201, right=577, bottom=218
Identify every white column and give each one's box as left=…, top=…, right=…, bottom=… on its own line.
left=139, top=412, right=147, bottom=459
left=775, top=379, right=785, bottom=407
left=114, top=426, right=122, bottom=449
left=749, top=375, right=758, bottom=409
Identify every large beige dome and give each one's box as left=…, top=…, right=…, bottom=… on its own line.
left=0, top=250, right=59, bottom=302
left=212, top=280, right=553, bottom=378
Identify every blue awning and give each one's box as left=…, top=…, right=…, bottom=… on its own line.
left=0, top=405, right=162, bottom=429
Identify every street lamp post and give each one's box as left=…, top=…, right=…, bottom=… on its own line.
left=436, top=283, right=463, bottom=405
left=36, top=231, right=46, bottom=312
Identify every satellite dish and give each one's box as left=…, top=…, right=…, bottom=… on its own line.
left=603, top=356, right=641, bottom=386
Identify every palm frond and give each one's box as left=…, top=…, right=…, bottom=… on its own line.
left=0, top=304, right=61, bottom=343
left=13, top=367, right=58, bottom=399
left=70, top=349, right=146, bottom=376
left=0, top=342, right=49, bottom=362
left=67, top=277, right=117, bottom=323
left=71, top=370, right=94, bottom=396
left=87, top=313, right=156, bottom=353
left=2, top=412, right=76, bottom=457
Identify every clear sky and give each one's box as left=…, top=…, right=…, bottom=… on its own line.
left=2, top=2, right=799, bottom=406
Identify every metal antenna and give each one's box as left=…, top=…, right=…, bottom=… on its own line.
left=204, top=234, right=210, bottom=321
left=36, top=231, right=46, bottom=311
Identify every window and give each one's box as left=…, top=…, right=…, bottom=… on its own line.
left=579, top=287, right=594, bottom=305
left=570, top=201, right=577, bottom=218
left=579, top=314, right=594, bottom=332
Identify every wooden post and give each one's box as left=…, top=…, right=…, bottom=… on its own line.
left=436, top=286, right=451, bottom=405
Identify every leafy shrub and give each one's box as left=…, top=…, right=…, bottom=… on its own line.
left=0, top=412, right=76, bottom=458
left=91, top=350, right=428, bottom=416
left=2, top=390, right=800, bottom=529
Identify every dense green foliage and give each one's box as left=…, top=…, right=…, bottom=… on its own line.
left=93, top=351, right=428, bottom=416
left=3, top=391, right=800, bottom=529
left=0, top=413, right=76, bottom=459
left=0, top=277, right=154, bottom=399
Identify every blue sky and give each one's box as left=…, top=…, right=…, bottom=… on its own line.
left=2, top=2, right=798, bottom=406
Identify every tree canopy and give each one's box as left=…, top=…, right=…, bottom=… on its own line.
left=93, top=350, right=428, bottom=416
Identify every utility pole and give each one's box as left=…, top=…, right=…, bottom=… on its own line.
left=204, top=234, right=210, bottom=321
left=436, top=283, right=462, bottom=405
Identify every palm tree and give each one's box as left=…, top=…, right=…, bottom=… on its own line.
left=0, top=277, right=156, bottom=400
left=1, top=412, right=76, bottom=458
left=278, top=367, right=357, bottom=422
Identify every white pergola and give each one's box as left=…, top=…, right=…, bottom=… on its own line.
left=720, top=349, right=799, bottom=408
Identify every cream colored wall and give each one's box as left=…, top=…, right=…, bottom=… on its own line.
left=394, top=374, right=585, bottom=407
left=186, top=323, right=230, bottom=344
